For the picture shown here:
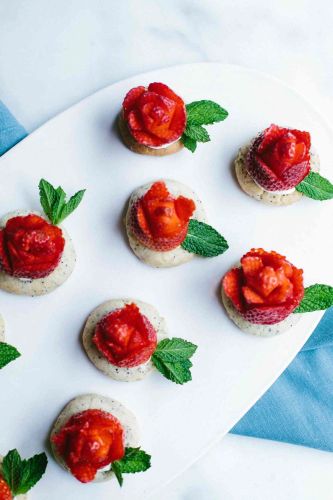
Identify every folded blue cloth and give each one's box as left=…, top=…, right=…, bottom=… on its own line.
left=0, top=101, right=27, bottom=155
left=232, top=308, right=333, bottom=451
left=1, top=101, right=332, bottom=452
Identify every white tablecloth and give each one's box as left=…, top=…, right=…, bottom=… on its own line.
left=1, top=1, right=333, bottom=498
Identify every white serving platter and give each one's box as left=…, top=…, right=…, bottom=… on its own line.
left=0, top=63, right=332, bottom=500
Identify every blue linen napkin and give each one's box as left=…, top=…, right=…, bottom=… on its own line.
left=0, top=101, right=27, bottom=155
left=1, top=101, right=332, bottom=452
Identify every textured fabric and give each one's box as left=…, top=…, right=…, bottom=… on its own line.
left=1, top=100, right=332, bottom=451
left=0, top=101, right=27, bottom=155
left=232, top=308, right=333, bottom=451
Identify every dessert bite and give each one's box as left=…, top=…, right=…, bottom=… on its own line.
left=50, top=394, right=150, bottom=486
left=125, top=179, right=229, bottom=268
left=83, top=299, right=197, bottom=384
left=235, top=124, right=333, bottom=205
left=118, top=82, right=228, bottom=155
left=0, top=179, right=85, bottom=296
left=221, top=248, right=333, bottom=336
left=0, top=449, right=47, bottom=499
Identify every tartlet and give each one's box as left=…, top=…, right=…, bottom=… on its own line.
left=235, top=124, right=332, bottom=205
left=221, top=248, right=333, bottom=336
left=50, top=394, right=150, bottom=485
left=83, top=299, right=197, bottom=384
left=125, top=179, right=228, bottom=268
left=119, top=82, right=228, bottom=155
left=0, top=179, right=85, bottom=296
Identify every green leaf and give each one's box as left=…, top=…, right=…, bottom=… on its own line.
left=181, top=134, right=197, bottom=152
left=152, top=357, right=193, bottom=384
left=181, top=219, right=229, bottom=257
left=15, top=453, right=48, bottom=495
left=111, top=461, right=123, bottom=487
left=154, top=338, right=197, bottom=362
left=0, top=342, right=21, bottom=369
left=1, top=449, right=22, bottom=493
left=152, top=337, right=197, bottom=385
left=38, top=178, right=85, bottom=225
left=58, top=189, right=86, bottom=224
left=38, top=179, right=57, bottom=221
left=186, top=100, right=228, bottom=126
left=296, top=171, right=333, bottom=200
left=111, top=447, right=151, bottom=487
left=184, top=124, right=210, bottom=143
left=294, top=284, right=333, bottom=313
left=1, top=450, right=47, bottom=496
left=52, top=186, right=66, bottom=223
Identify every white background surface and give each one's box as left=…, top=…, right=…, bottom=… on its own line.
left=1, top=1, right=333, bottom=499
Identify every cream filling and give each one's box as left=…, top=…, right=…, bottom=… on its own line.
left=253, top=177, right=296, bottom=195
left=143, top=136, right=181, bottom=150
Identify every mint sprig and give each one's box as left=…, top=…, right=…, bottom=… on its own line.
left=294, top=284, right=333, bottom=313
left=0, top=342, right=20, bottom=369
left=181, top=219, right=229, bottom=257
left=39, top=179, right=86, bottom=225
left=111, top=447, right=151, bottom=487
left=152, top=337, right=197, bottom=384
left=181, top=100, right=228, bottom=152
left=1, top=449, right=47, bottom=495
left=296, top=171, right=333, bottom=200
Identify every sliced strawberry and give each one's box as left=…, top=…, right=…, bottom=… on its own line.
left=93, top=303, right=157, bottom=368
left=223, top=268, right=243, bottom=311
left=224, top=248, right=304, bottom=324
left=122, top=82, right=186, bottom=147
left=246, top=125, right=311, bottom=191
left=241, top=255, right=264, bottom=277
left=0, top=478, right=12, bottom=500
left=175, top=196, right=196, bottom=220
left=242, top=286, right=264, bottom=305
left=122, top=86, right=146, bottom=119
left=148, top=82, right=185, bottom=106
left=145, top=181, right=170, bottom=201
left=130, top=182, right=195, bottom=252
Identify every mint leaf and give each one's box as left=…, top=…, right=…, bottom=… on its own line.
left=296, top=171, right=333, bottom=200
left=152, top=337, right=197, bottom=384
left=0, top=342, right=21, bottom=369
left=184, top=124, right=210, bottom=143
left=186, top=100, right=228, bottom=126
left=112, top=447, right=151, bottom=487
left=181, top=134, right=197, bottom=152
left=16, top=453, right=48, bottom=495
left=154, top=338, right=197, bottom=362
left=59, top=190, right=86, bottom=223
left=111, top=461, right=123, bottom=486
left=152, top=357, right=193, bottom=384
left=2, top=449, right=22, bottom=493
left=38, top=179, right=57, bottom=221
left=38, top=179, right=85, bottom=225
left=294, top=284, right=333, bottom=313
left=181, top=219, right=229, bottom=257
left=1, top=450, right=47, bottom=496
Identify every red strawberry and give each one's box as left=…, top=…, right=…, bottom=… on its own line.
left=223, top=248, right=304, bottom=325
left=130, top=181, right=195, bottom=252
left=246, top=125, right=311, bottom=191
left=122, top=83, right=186, bottom=147
left=0, top=477, right=12, bottom=500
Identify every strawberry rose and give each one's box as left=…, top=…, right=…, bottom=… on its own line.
left=51, top=409, right=125, bottom=483
left=129, top=181, right=196, bottom=251
left=122, top=82, right=186, bottom=147
left=93, top=303, right=158, bottom=368
left=246, top=124, right=311, bottom=191
left=0, top=214, right=65, bottom=279
left=222, top=248, right=304, bottom=324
